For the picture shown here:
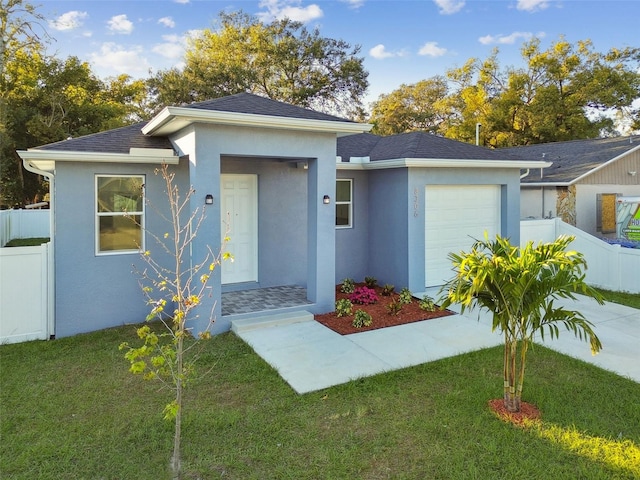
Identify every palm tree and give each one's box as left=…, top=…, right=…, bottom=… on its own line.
left=439, top=234, right=603, bottom=412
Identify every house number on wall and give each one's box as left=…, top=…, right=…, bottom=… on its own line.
left=414, top=188, right=419, bottom=217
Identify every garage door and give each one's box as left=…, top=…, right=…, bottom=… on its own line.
left=425, top=185, right=501, bottom=287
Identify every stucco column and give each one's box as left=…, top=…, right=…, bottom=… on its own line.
left=307, top=156, right=336, bottom=313
left=186, top=132, right=224, bottom=335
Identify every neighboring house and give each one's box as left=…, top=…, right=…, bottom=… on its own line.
left=18, top=93, right=548, bottom=338
left=500, top=136, right=640, bottom=237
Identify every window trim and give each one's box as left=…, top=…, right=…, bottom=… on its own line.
left=336, top=178, right=353, bottom=229
left=95, top=174, right=145, bottom=256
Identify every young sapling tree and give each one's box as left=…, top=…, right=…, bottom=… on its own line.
left=119, top=164, right=231, bottom=478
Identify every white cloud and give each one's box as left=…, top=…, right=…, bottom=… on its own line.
left=88, top=43, right=150, bottom=75
left=433, top=0, right=465, bottom=15
left=151, top=30, right=203, bottom=61
left=49, top=11, right=88, bottom=31
left=341, top=0, right=365, bottom=8
left=152, top=34, right=186, bottom=59
left=107, top=14, right=134, bottom=35
left=517, top=0, right=550, bottom=12
left=369, top=44, right=406, bottom=60
left=158, top=17, right=176, bottom=28
left=257, top=0, right=324, bottom=23
left=478, top=31, right=540, bottom=45
left=174, top=0, right=190, bottom=3
left=418, top=42, right=447, bottom=57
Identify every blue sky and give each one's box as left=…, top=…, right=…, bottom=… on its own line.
left=40, top=0, right=640, bottom=107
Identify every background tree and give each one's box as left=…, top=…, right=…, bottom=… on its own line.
left=439, top=234, right=603, bottom=413
left=369, top=37, right=640, bottom=145
left=0, top=0, right=50, bottom=206
left=369, top=76, right=449, bottom=135
left=149, top=11, right=369, bottom=118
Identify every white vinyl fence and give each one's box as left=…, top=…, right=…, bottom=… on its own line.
left=521, top=218, right=640, bottom=294
left=0, top=209, right=52, bottom=344
left=0, top=242, right=53, bottom=344
left=0, top=209, right=50, bottom=247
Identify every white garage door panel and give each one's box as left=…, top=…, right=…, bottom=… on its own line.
left=425, top=185, right=500, bottom=287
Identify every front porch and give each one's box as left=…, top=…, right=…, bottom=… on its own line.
left=221, top=285, right=313, bottom=317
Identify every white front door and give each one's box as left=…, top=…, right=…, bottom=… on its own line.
left=221, top=174, right=258, bottom=284
left=425, top=185, right=501, bottom=287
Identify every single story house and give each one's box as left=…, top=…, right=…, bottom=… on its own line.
left=19, top=93, right=548, bottom=338
left=500, top=136, right=640, bottom=237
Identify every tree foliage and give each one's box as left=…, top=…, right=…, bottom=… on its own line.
left=149, top=11, right=369, bottom=118
left=369, top=37, right=640, bottom=145
left=370, top=76, right=449, bottom=135
left=1, top=1, right=148, bottom=206
left=439, top=234, right=603, bottom=413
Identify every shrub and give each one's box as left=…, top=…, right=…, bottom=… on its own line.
left=398, top=288, right=413, bottom=305
left=335, top=298, right=353, bottom=317
left=419, top=295, right=437, bottom=312
left=386, top=298, right=403, bottom=315
left=381, top=284, right=395, bottom=296
left=349, top=286, right=378, bottom=305
left=352, top=310, right=373, bottom=328
left=340, top=278, right=355, bottom=294
left=364, top=276, right=378, bottom=288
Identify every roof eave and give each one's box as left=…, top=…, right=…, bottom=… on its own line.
left=142, top=106, right=372, bottom=137
left=17, top=149, right=180, bottom=173
left=337, top=158, right=552, bottom=170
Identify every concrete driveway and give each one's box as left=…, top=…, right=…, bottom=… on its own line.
left=233, top=292, right=640, bottom=394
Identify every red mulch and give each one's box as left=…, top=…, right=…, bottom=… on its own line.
left=488, top=399, right=542, bottom=426
left=314, top=284, right=454, bottom=335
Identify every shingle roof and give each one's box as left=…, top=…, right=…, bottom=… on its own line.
left=35, top=122, right=174, bottom=154
left=338, top=132, right=521, bottom=161
left=183, top=92, right=353, bottom=123
left=499, top=136, right=640, bottom=183
left=32, top=93, right=353, bottom=153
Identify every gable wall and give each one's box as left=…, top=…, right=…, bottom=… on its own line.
left=53, top=159, right=189, bottom=338
left=577, top=149, right=640, bottom=185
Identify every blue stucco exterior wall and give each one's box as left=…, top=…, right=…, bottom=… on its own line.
left=335, top=169, right=369, bottom=283
left=173, top=124, right=337, bottom=334
left=334, top=165, right=522, bottom=294
left=221, top=156, right=308, bottom=287
left=367, top=169, right=410, bottom=289
left=53, top=159, right=189, bottom=338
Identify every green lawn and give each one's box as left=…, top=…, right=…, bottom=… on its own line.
left=595, top=287, right=640, bottom=309
left=4, top=237, right=50, bottom=247
left=2, top=320, right=639, bottom=480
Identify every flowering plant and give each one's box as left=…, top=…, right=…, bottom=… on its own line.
left=349, top=286, right=378, bottom=305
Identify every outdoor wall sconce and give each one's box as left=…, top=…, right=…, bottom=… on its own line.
left=205, top=194, right=214, bottom=205
left=323, top=195, right=331, bottom=204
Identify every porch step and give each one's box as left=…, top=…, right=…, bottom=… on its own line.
left=231, top=310, right=314, bottom=334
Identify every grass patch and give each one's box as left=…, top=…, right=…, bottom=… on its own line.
left=594, top=287, right=640, bottom=309
left=1, top=325, right=639, bottom=479
left=4, top=237, right=50, bottom=247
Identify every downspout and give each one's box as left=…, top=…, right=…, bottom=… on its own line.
left=22, top=160, right=55, bottom=340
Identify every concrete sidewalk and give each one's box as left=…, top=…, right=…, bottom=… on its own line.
left=234, top=294, right=640, bottom=394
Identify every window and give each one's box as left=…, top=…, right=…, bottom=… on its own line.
left=596, top=193, right=618, bottom=234
left=96, top=175, right=144, bottom=254
left=336, top=179, right=352, bottom=228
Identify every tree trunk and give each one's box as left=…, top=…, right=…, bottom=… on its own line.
left=171, top=333, right=184, bottom=479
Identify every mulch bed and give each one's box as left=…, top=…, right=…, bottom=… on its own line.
left=488, top=399, right=542, bottom=426
left=314, top=284, right=454, bottom=335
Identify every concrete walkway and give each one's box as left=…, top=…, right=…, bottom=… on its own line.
left=233, top=292, right=640, bottom=394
